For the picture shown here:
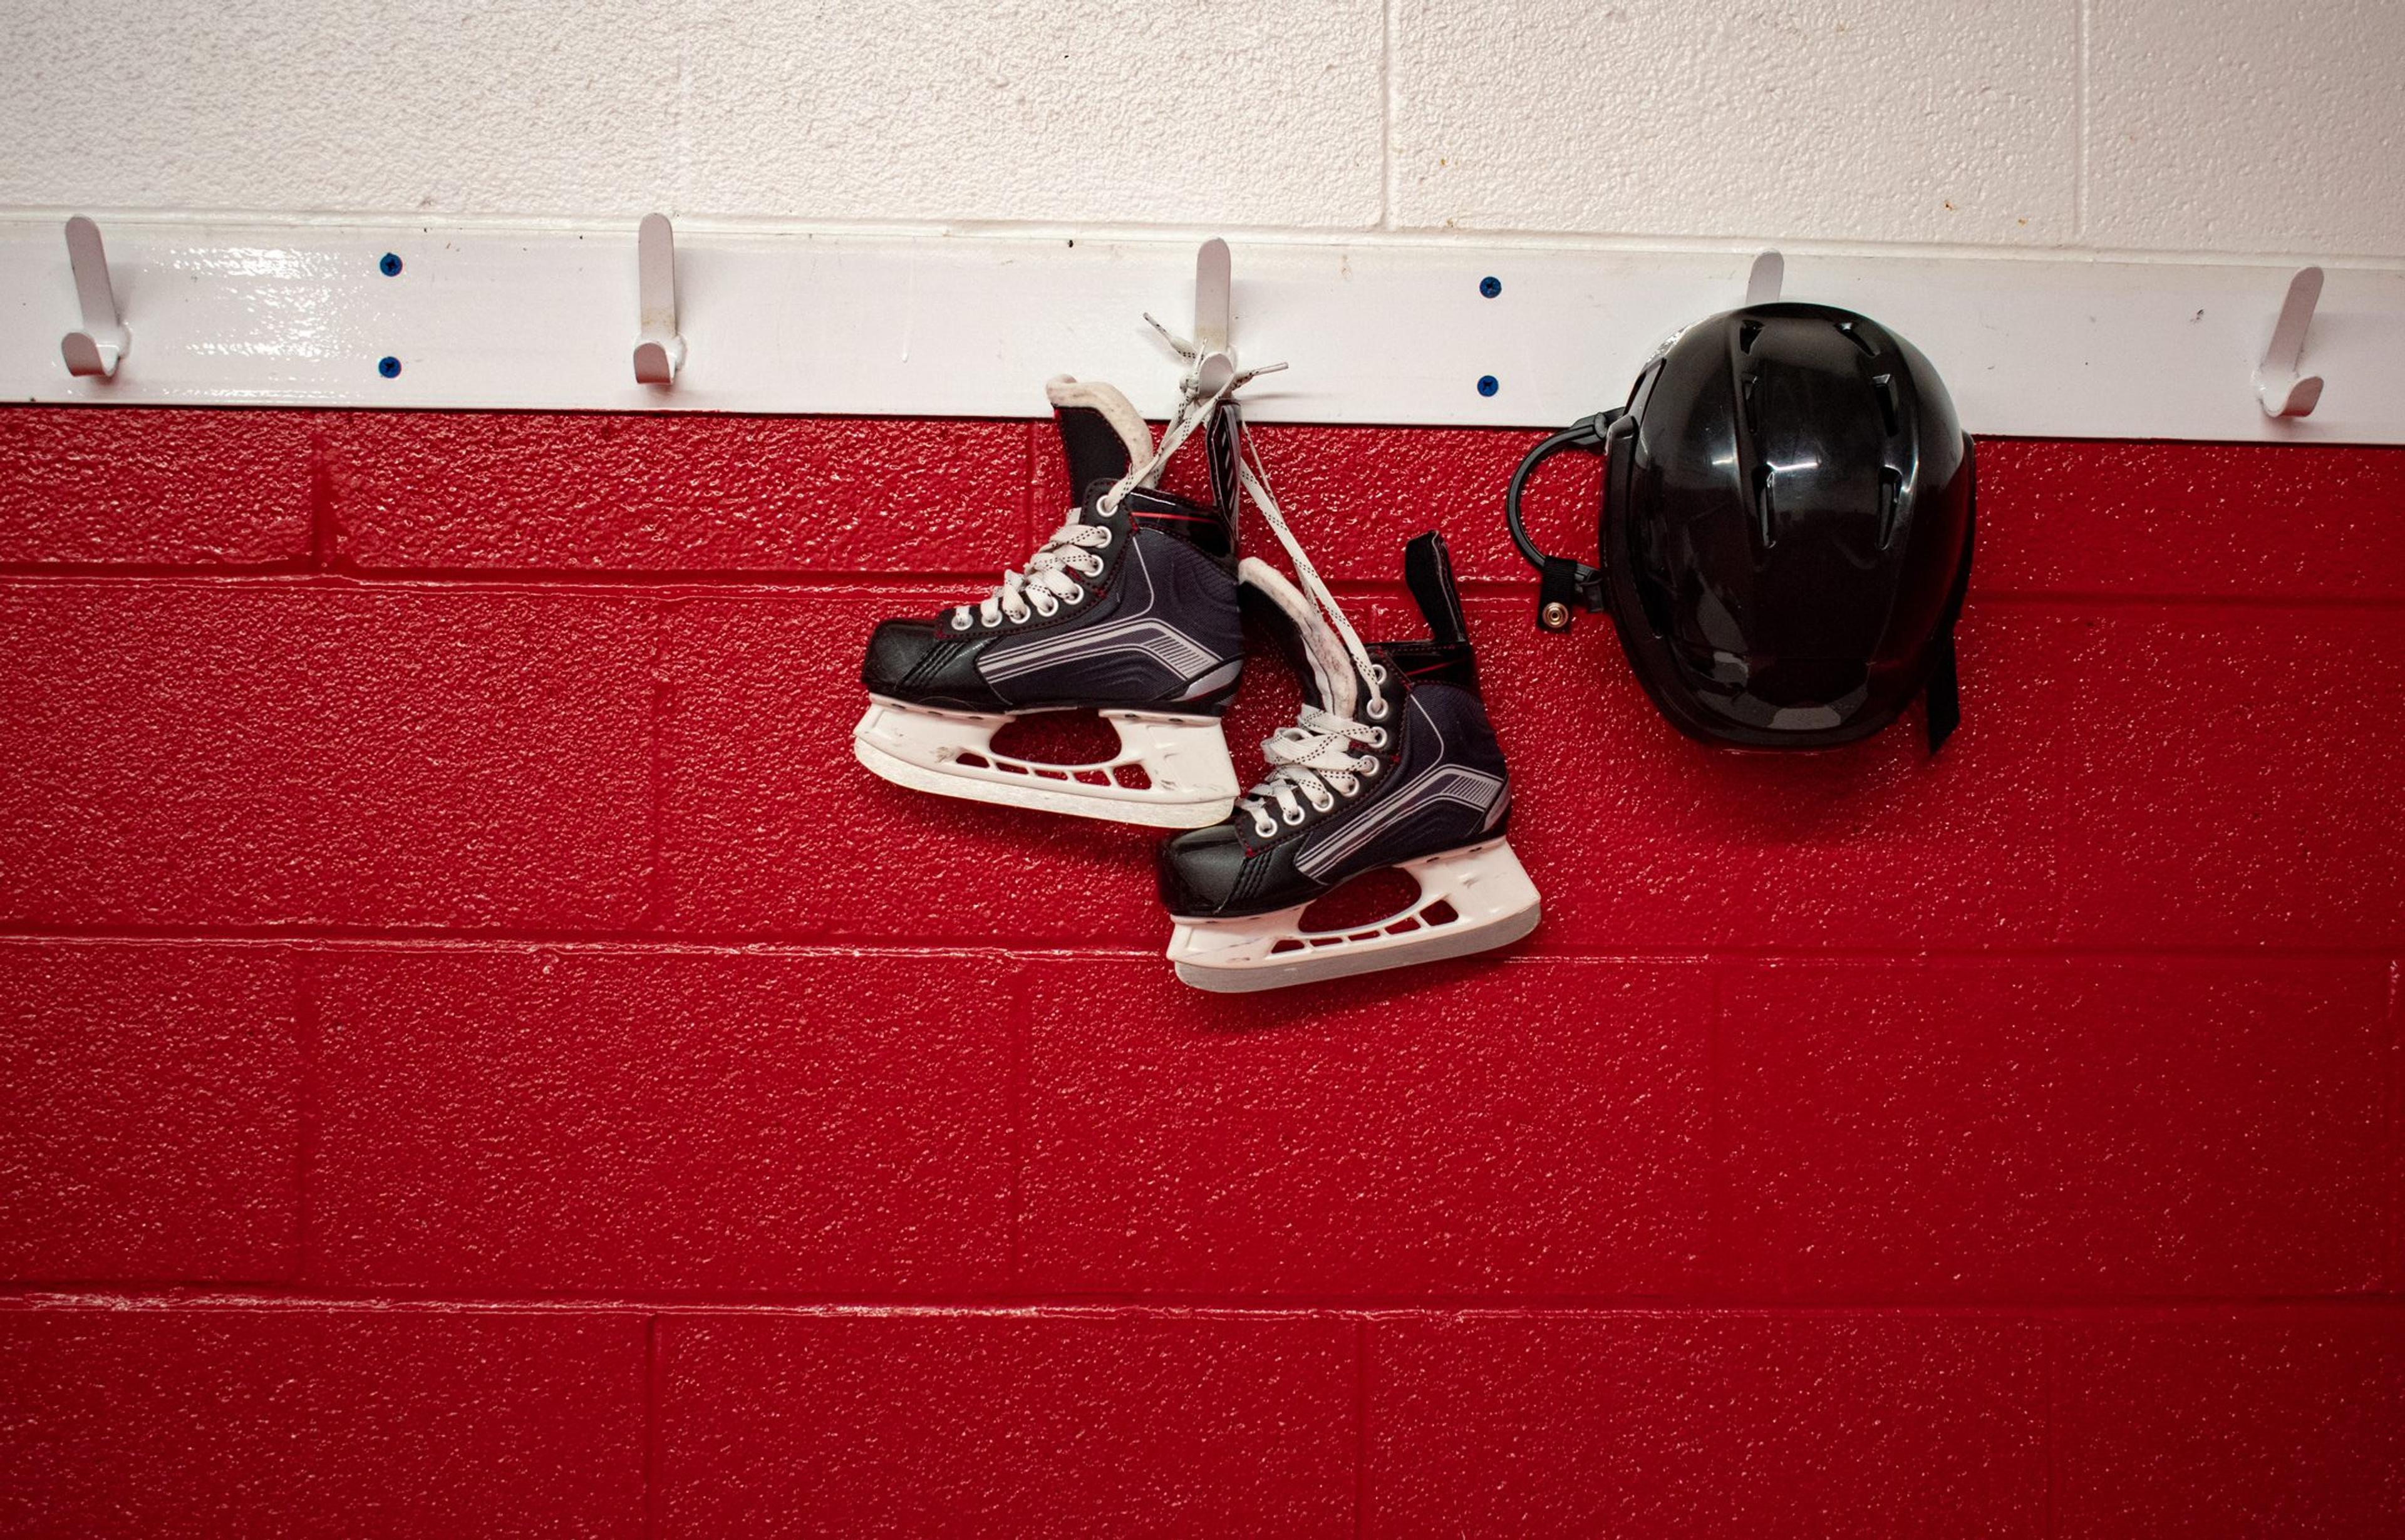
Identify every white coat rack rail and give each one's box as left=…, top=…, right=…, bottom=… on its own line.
left=3, top=215, right=2401, bottom=443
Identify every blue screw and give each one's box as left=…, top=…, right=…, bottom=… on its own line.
left=378, top=252, right=403, bottom=277
left=377, top=356, right=402, bottom=379
left=1476, top=375, right=1499, bottom=397
left=1479, top=275, right=1501, bottom=298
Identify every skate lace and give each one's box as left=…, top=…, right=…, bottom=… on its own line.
left=957, top=520, right=1113, bottom=628
left=954, top=319, right=1284, bottom=632
left=1229, top=423, right=1394, bottom=842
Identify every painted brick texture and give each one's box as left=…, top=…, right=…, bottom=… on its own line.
left=0, top=1308, right=645, bottom=1540
left=1, top=405, right=2399, bottom=1537
left=658, top=1311, right=1357, bottom=1539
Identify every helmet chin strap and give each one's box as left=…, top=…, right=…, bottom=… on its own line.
left=1503, top=410, right=1620, bottom=632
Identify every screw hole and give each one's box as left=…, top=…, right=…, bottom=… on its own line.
left=378, top=252, right=403, bottom=277
left=1476, top=375, right=1499, bottom=398
left=377, top=356, right=401, bottom=379
left=1479, top=275, right=1501, bottom=298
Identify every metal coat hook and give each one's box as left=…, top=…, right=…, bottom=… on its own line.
left=1746, top=250, right=1784, bottom=306
left=632, top=213, right=684, bottom=386
left=1191, top=237, right=1235, bottom=395
left=2254, top=266, right=2324, bottom=419
left=60, top=216, right=128, bottom=379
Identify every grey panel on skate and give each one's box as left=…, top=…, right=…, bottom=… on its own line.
left=977, top=529, right=1242, bottom=709
left=1295, top=683, right=1509, bottom=882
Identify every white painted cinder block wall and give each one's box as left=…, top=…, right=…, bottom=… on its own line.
left=3, top=0, right=2399, bottom=259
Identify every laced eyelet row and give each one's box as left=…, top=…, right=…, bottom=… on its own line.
left=943, top=509, right=1117, bottom=634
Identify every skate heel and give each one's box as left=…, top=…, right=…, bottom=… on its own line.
left=1168, top=837, right=1541, bottom=993
left=855, top=698, right=1238, bottom=830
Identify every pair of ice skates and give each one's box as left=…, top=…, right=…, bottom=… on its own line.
left=853, top=369, right=1540, bottom=993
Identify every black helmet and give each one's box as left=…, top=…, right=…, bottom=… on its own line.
left=1505, top=301, right=1975, bottom=751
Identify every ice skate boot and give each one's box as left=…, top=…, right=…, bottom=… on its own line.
left=854, top=374, right=1247, bottom=828
left=1160, top=517, right=1541, bottom=993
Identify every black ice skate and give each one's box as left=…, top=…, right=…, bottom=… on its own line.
left=854, top=374, right=1248, bottom=828
left=1159, top=511, right=1541, bottom=993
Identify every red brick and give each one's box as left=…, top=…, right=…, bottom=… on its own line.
left=1032, top=418, right=1588, bottom=584
left=659, top=589, right=1169, bottom=943
left=1720, top=959, right=2392, bottom=1299
left=0, top=943, right=299, bottom=1283
left=2059, top=607, right=2405, bottom=948
left=0, top=406, right=315, bottom=566
left=658, top=1310, right=1355, bottom=1539
left=324, top=411, right=1031, bottom=574
left=1023, top=958, right=1709, bottom=1297
left=0, top=582, right=651, bottom=929
left=0, top=1306, right=644, bottom=1539
left=1977, top=439, right=2405, bottom=599
left=307, top=946, right=1011, bottom=1293
left=2052, top=1311, right=2405, bottom=1539
left=1476, top=597, right=2071, bottom=949
left=1368, top=1311, right=2043, bottom=1539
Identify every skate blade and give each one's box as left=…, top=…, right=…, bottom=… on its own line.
left=1167, top=837, right=1541, bottom=993
left=854, top=698, right=1238, bottom=830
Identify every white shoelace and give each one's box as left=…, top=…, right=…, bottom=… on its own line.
left=954, top=320, right=1282, bottom=633
left=952, top=520, right=1110, bottom=629
left=1230, top=427, right=1394, bottom=840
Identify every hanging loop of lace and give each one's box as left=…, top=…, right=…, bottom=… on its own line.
left=1226, top=401, right=1401, bottom=840
left=955, top=318, right=1285, bottom=630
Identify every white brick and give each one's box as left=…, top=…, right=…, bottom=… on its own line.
left=2087, top=0, right=2405, bottom=256
left=0, top=0, right=678, bottom=216
left=677, top=0, right=1386, bottom=227
left=1390, top=0, right=2079, bottom=244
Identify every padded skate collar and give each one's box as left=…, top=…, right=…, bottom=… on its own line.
left=1045, top=375, right=1156, bottom=501
left=1236, top=557, right=1359, bottom=721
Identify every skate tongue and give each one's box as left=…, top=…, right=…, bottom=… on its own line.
left=1045, top=376, right=1154, bottom=507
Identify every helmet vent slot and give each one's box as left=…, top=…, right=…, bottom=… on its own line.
left=1738, top=319, right=1765, bottom=354
left=1739, top=373, right=1761, bottom=437
left=1876, top=467, right=1903, bottom=548
left=1872, top=373, right=1901, bottom=437
left=1836, top=320, right=1881, bottom=358
left=1752, top=464, right=1777, bottom=547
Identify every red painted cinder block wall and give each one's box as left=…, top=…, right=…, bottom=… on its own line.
left=1, top=405, right=2400, bottom=1538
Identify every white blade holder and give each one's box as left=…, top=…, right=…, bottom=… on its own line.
left=632, top=213, right=685, bottom=386
left=1746, top=250, right=1784, bottom=306
left=59, top=216, right=128, bottom=379
left=1192, top=237, right=1234, bottom=395
left=2254, top=266, right=2324, bottom=418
